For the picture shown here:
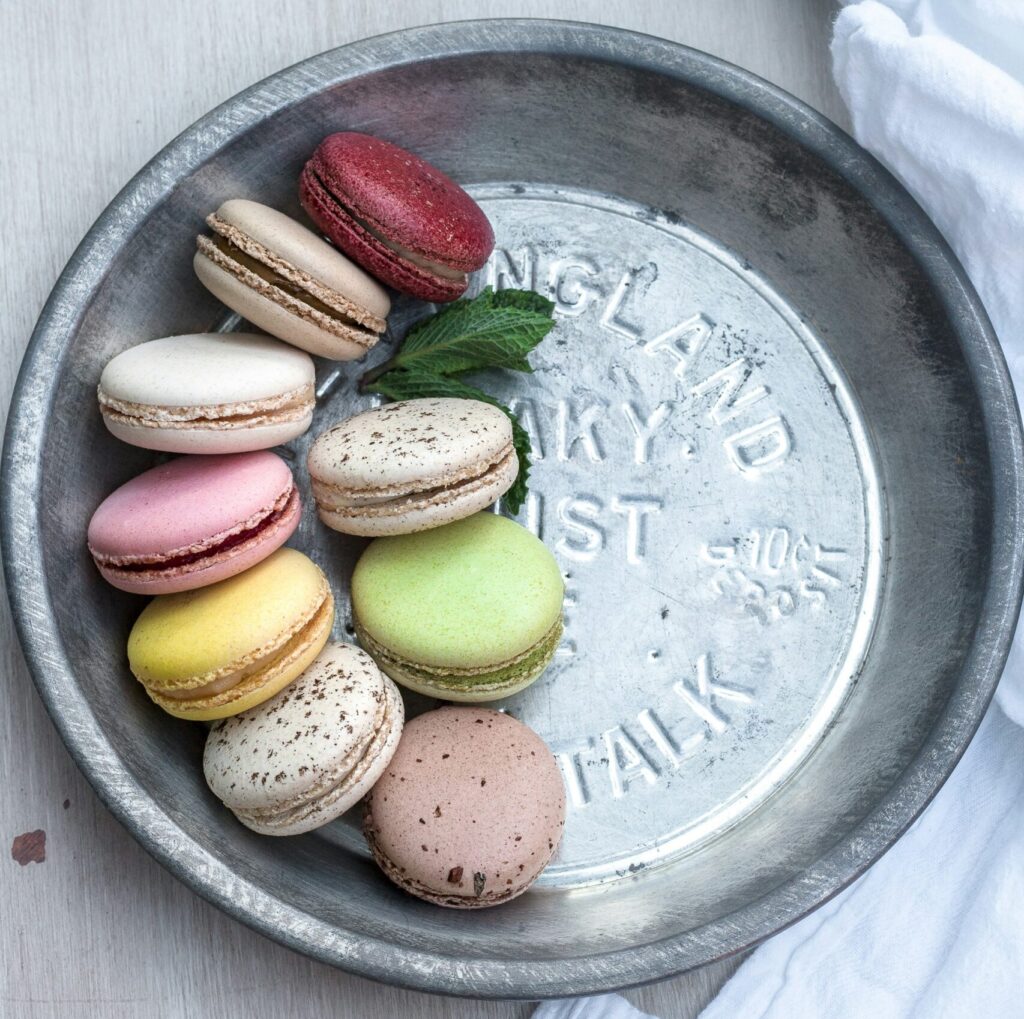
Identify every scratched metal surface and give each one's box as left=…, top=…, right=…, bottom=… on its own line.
left=4, top=19, right=1023, bottom=1000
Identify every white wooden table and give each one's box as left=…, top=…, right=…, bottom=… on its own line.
left=0, top=2, right=847, bottom=1015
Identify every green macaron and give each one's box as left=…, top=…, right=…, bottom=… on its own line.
left=351, top=513, right=564, bottom=702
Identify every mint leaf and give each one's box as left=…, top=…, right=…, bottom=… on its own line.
left=359, top=286, right=555, bottom=515
left=390, top=286, right=554, bottom=376
left=503, top=414, right=533, bottom=516
left=488, top=288, right=556, bottom=316
left=365, top=368, right=532, bottom=515
left=365, top=368, right=487, bottom=404
left=504, top=357, right=534, bottom=374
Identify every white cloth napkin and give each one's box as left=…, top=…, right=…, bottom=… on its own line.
left=534, top=995, right=657, bottom=1019
left=701, top=2, right=1024, bottom=1015
left=538, top=2, right=1024, bottom=1016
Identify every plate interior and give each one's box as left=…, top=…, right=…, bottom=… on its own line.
left=308, top=184, right=883, bottom=889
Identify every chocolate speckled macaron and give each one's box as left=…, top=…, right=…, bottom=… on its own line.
left=203, top=641, right=403, bottom=835
left=363, top=707, right=566, bottom=908
left=307, top=398, right=518, bottom=536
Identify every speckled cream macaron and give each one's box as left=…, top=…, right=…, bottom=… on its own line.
left=195, top=199, right=390, bottom=360
left=127, top=548, right=333, bottom=721
left=364, top=707, right=566, bottom=907
left=203, top=642, right=404, bottom=835
left=307, top=398, right=517, bottom=536
left=351, top=513, right=564, bottom=701
left=98, top=333, right=315, bottom=453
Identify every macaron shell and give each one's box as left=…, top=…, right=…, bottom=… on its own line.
left=351, top=514, right=564, bottom=671
left=98, top=333, right=314, bottom=407
left=304, top=133, right=494, bottom=271
left=151, top=593, right=333, bottom=723
left=194, top=252, right=371, bottom=361
left=88, top=452, right=294, bottom=559
left=300, top=169, right=468, bottom=303
left=128, top=548, right=329, bottom=691
left=309, top=397, right=518, bottom=536
left=212, top=199, right=390, bottom=319
left=364, top=707, right=566, bottom=907
left=308, top=399, right=513, bottom=493
left=232, top=676, right=405, bottom=836
left=93, top=492, right=300, bottom=596
left=205, top=642, right=392, bottom=811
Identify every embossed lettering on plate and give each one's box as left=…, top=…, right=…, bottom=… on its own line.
left=319, top=186, right=883, bottom=889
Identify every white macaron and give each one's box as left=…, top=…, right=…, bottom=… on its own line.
left=98, top=333, right=315, bottom=453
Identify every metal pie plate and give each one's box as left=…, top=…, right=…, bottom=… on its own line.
left=4, top=21, right=1022, bottom=999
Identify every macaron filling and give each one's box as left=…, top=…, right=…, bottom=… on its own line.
left=151, top=586, right=333, bottom=708
left=230, top=679, right=400, bottom=832
left=354, top=614, right=563, bottom=694
left=307, top=169, right=471, bottom=280
left=347, top=211, right=468, bottom=282
left=314, top=445, right=516, bottom=517
left=90, top=484, right=298, bottom=579
left=98, top=384, right=315, bottom=431
left=197, top=217, right=386, bottom=342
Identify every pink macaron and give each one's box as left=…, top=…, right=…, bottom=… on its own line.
left=299, top=132, right=495, bottom=303
left=87, top=451, right=300, bottom=595
left=363, top=707, right=566, bottom=908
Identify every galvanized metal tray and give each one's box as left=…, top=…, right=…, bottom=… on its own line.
left=4, top=19, right=1022, bottom=999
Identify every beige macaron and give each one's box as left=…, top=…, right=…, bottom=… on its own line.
left=307, top=398, right=518, bottom=536
left=195, top=199, right=390, bottom=360
left=203, top=641, right=404, bottom=835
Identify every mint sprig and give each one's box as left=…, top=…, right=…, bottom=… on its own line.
left=359, top=287, right=554, bottom=514
left=360, top=287, right=555, bottom=383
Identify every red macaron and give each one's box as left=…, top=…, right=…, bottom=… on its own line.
left=299, top=133, right=494, bottom=303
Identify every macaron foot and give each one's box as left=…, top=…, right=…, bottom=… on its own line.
left=355, top=615, right=562, bottom=703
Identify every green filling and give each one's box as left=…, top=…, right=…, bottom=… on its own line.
left=355, top=616, right=563, bottom=692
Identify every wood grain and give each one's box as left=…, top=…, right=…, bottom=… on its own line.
left=0, top=2, right=844, bottom=1016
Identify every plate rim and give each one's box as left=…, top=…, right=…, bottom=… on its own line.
left=3, top=17, right=1022, bottom=998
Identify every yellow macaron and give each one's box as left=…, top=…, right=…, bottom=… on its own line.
left=127, top=547, right=333, bottom=721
